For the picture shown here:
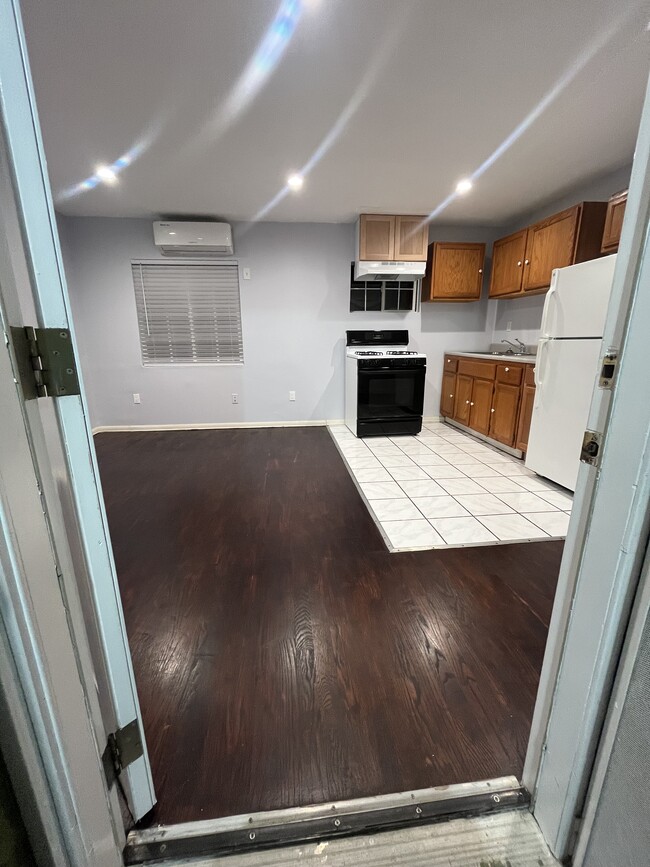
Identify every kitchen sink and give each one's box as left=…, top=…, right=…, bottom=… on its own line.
left=464, top=350, right=536, bottom=358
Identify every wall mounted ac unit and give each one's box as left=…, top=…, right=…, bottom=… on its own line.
left=153, top=221, right=234, bottom=256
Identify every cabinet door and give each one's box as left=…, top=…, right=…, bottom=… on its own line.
left=516, top=382, right=536, bottom=452
left=394, top=216, right=428, bottom=261
left=359, top=214, right=395, bottom=260
left=489, top=229, right=527, bottom=297
left=440, top=371, right=456, bottom=417
left=469, top=377, right=494, bottom=435
left=425, top=242, right=485, bottom=301
left=523, top=205, right=580, bottom=292
left=601, top=191, right=627, bottom=254
left=489, top=382, right=521, bottom=446
left=453, top=374, right=473, bottom=425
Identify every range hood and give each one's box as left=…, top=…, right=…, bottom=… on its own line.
left=354, top=260, right=427, bottom=281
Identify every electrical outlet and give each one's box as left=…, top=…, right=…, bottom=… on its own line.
left=242, top=268, right=251, bottom=280
left=133, top=393, right=141, bottom=404
left=506, top=321, right=512, bottom=332
left=231, top=393, right=239, bottom=404
left=289, top=391, right=296, bottom=401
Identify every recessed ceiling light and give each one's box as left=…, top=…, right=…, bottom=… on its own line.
left=287, top=173, right=304, bottom=192
left=456, top=178, right=473, bottom=195
left=96, top=164, right=118, bottom=185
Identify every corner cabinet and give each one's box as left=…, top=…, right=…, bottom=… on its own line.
left=357, top=214, right=428, bottom=262
left=600, top=190, right=628, bottom=254
left=489, top=202, right=608, bottom=299
left=421, top=242, right=486, bottom=302
left=440, top=355, right=536, bottom=452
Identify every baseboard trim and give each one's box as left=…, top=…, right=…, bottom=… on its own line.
left=92, top=420, right=344, bottom=435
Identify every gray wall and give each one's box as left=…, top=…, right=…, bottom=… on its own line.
left=491, top=164, right=632, bottom=346
left=58, top=216, right=499, bottom=428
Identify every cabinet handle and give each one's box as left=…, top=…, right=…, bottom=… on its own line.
left=470, top=401, right=474, bottom=406
left=505, top=366, right=510, bottom=372
left=466, top=400, right=470, bottom=404
left=517, top=260, right=522, bottom=266
left=478, top=268, right=483, bottom=274
left=491, top=408, right=495, bottom=412
left=449, top=394, right=454, bottom=398
left=525, top=259, right=530, bottom=265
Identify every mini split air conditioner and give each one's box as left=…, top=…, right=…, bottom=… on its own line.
left=153, top=221, right=234, bottom=256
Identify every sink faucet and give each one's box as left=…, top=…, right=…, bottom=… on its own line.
left=501, top=338, right=527, bottom=354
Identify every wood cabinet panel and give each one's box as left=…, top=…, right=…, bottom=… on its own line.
left=516, top=383, right=536, bottom=452
left=453, top=374, right=473, bottom=425
left=496, top=363, right=523, bottom=386
left=469, top=378, right=494, bottom=435
left=523, top=206, right=579, bottom=292
left=440, top=371, right=456, bottom=417
left=458, top=359, right=496, bottom=379
left=422, top=242, right=485, bottom=302
left=489, top=382, right=521, bottom=446
left=489, top=230, right=527, bottom=297
left=359, top=214, right=395, bottom=260
left=394, top=216, right=428, bottom=261
left=601, top=190, right=627, bottom=254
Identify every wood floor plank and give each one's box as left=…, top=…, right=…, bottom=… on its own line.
left=94, top=427, right=563, bottom=826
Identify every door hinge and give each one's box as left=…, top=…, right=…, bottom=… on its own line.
left=598, top=351, right=618, bottom=389
left=10, top=326, right=80, bottom=400
left=580, top=429, right=602, bottom=467
left=102, top=719, right=144, bottom=789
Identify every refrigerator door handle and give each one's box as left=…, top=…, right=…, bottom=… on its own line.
left=535, top=338, right=549, bottom=388
left=541, top=270, right=558, bottom=338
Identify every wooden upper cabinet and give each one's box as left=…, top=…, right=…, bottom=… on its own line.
left=490, top=202, right=608, bottom=299
left=421, top=242, right=486, bottom=302
left=394, top=216, right=429, bottom=261
left=489, top=229, right=527, bottom=298
left=601, top=190, right=628, bottom=254
left=359, top=214, right=395, bottom=260
left=357, top=214, right=427, bottom=262
left=522, top=206, right=581, bottom=292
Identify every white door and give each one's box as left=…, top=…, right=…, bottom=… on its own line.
left=541, top=256, right=617, bottom=339
left=0, top=0, right=155, bottom=821
left=526, top=338, right=602, bottom=491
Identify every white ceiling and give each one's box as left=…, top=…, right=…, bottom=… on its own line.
left=20, top=0, right=650, bottom=224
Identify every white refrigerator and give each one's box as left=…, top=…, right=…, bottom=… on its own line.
left=525, top=254, right=617, bottom=491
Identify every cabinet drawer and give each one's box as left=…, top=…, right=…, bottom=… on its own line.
left=458, top=359, right=496, bottom=379
left=444, top=355, right=458, bottom=372
left=496, top=364, right=523, bottom=385
left=525, top=365, right=536, bottom=386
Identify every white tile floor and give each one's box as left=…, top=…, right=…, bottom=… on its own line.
left=329, top=421, right=573, bottom=552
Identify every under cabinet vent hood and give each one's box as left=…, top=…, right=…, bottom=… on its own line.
left=354, top=260, right=426, bottom=281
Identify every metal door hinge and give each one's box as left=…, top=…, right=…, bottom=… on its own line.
left=580, top=430, right=602, bottom=467
left=598, top=351, right=618, bottom=389
left=10, top=326, right=80, bottom=399
left=102, top=719, right=143, bottom=789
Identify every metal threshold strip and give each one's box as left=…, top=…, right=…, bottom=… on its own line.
left=124, top=776, right=528, bottom=864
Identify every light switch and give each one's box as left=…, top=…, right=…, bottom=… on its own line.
left=242, top=267, right=251, bottom=280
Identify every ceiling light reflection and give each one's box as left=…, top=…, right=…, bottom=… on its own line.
left=58, top=140, right=146, bottom=201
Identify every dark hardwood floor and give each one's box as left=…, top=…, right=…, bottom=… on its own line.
left=94, top=427, right=563, bottom=826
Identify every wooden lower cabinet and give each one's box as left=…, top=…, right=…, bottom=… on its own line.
left=469, top=377, right=494, bottom=435
left=453, top=374, right=473, bottom=425
left=440, top=355, right=536, bottom=450
left=516, top=371, right=537, bottom=452
left=489, top=382, right=521, bottom=446
left=440, top=371, right=456, bottom=417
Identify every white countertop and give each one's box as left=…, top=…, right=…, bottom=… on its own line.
left=446, top=350, right=537, bottom=364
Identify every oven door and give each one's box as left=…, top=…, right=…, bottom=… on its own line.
left=357, top=366, right=425, bottom=435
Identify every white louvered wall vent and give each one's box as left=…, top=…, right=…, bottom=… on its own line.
left=132, top=261, right=244, bottom=365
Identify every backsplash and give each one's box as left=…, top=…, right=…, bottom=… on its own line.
left=491, top=294, right=545, bottom=347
